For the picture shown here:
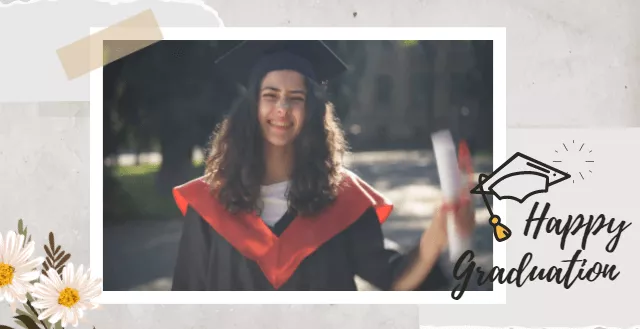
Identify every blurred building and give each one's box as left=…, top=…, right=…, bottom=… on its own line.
left=333, top=41, right=489, bottom=151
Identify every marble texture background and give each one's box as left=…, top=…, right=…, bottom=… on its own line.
left=1, top=0, right=639, bottom=328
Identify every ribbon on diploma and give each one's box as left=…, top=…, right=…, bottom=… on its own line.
left=440, top=140, right=511, bottom=242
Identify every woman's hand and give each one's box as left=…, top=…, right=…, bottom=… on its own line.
left=391, top=196, right=476, bottom=291
left=419, top=205, right=448, bottom=255
left=451, top=195, right=476, bottom=239
left=418, top=195, right=476, bottom=261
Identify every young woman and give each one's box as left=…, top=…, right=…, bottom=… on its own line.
left=171, top=40, right=476, bottom=291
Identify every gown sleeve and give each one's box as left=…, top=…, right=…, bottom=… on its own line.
left=171, top=207, right=213, bottom=291
left=346, top=206, right=451, bottom=291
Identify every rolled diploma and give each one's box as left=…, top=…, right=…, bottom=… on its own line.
left=431, top=130, right=472, bottom=263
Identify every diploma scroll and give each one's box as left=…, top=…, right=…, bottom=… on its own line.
left=431, top=130, right=472, bottom=263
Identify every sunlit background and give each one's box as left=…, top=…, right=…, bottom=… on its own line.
left=102, top=40, right=494, bottom=291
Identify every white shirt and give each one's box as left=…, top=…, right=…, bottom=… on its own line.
left=258, top=180, right=290, bottom=227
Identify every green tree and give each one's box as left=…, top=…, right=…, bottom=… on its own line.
left=104, top=41, right=241, bottom=195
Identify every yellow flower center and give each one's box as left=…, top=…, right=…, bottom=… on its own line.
left=58, top=287, right=80, bottom=307
left=0, top=263, right=15, bottom=287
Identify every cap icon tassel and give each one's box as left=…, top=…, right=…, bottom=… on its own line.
left=489, top=215, right=511, bottom=242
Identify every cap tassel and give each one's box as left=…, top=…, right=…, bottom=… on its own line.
left=489, top=215, right=511, bottom=242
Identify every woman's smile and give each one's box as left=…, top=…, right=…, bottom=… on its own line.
left=267, top=120, right=294, bottom=130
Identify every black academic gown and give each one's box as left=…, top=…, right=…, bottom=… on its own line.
left=170, top=171, right=451, bottom=291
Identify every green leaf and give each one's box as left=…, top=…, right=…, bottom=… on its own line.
left=57, top=254, right=71, bottom=271
left=25, top=301, right=49, bottom=329
left=0, top=325, right=17, bottom=329
left=12, top=315, right=41, bottom=329
left=54, top=252, right=65, bottom=262
left=54, top=323, right=63, bottom=329
left=21, top=304, right=38, bottom=319
left=14, top=310, right=38, bottom=328
left=22, top=228, right=29, bottom=248
left=48, top=233, right=55, bottom=252
left=14, top=320, right=28, bottom=329
left=25, top=301, right=40, bottom=319
left=18, top=219, right=24, bottom=234
left=44, top=246, right=54, bottom=260
left=15, top=310, right=30, bottom=318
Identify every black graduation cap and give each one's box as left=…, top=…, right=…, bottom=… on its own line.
left=214, top=40, right=349, bottom=87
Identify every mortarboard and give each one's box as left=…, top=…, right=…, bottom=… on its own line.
left=470, top=152, right=571, bottom=242
left=470, top=152, right=571, bottom=203
left=214, top=40, right=349, bottom=87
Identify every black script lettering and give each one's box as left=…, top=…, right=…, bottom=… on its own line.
left=489, top=266, right=507, bottom=283
left=570, top=214, right=607, bottom=251
left=545, top=211, right=571, bottom=248
left=451, top=250, right=475, bottom=300
left=542, top=209, right=596, bottom=251
left=528, top=265, right=563, bottom=284
left=560, top=249, right=621, bottom=288
left=450, top=250, right=622, bottom=300
left=475, top=265, right=493, bottom=287
left=567, top=214, right=588, bottom=250
left=559, top=249, right=585, bottom=288
left=601, top=264, right=621, bottom=280
left=545, top=266, right=562, bottom=283
left=586, top=262, right=603, bottom=281
left=526, top=265, right=543, bottom=281
left=478, top=253, right=533, bottom=287
left=563, top=214, right=589, bottom=250
left=586, top=215, right=606, bottom=234
left=523, top=202, right=632, bottom=253
left=524, top=202, right=550, bottom=239
left=505, top=262, right=521, bottom=284
left=604, top=219, right=632, bottom=253
left=515, top=252, right=533, bottom=286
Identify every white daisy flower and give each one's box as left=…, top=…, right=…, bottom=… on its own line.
left=0, top=230, right=44, bottom=303
left=31, top=263, right=102, bottom=328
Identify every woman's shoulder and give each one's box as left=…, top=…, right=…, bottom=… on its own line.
left=333, top=168, right=394, bottom=224
left=336, top=167, right=364, bottom=187
left=173, top=176, right=212, bottom=199
left=172, top=175, right=219, bottom=217
left=336, top=168, right=382, bottom=198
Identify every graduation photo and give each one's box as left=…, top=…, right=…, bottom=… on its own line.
left=102, top=39, right=495, bottom=292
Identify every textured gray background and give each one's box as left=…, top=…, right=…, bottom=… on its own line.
left=1, top=0, right=639, bottom=328
left=420, top=128, right=640, bottom=327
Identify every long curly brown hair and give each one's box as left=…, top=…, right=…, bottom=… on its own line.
left=203, top=73, right=349, bottom=217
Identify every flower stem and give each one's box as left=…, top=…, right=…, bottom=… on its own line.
left=25, top=297, right=49, bottom=329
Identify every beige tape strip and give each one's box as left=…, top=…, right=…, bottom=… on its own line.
left=57, top=9, right=163, bottom=80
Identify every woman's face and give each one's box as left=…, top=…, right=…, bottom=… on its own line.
left=258, top=70, right=307, bottom=148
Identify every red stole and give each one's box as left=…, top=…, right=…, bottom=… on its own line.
left=173, top=170, right=393, bottom=289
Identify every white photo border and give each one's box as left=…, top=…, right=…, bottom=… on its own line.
left=90, top=27, right=507, bottom=305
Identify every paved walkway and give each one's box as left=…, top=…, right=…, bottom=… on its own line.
left=103, top=150, right=494, bottom=291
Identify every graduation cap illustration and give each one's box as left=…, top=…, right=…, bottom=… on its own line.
left=470, top=152, right=571, bottom=242
left=214, top=40, right=349, bottom=88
